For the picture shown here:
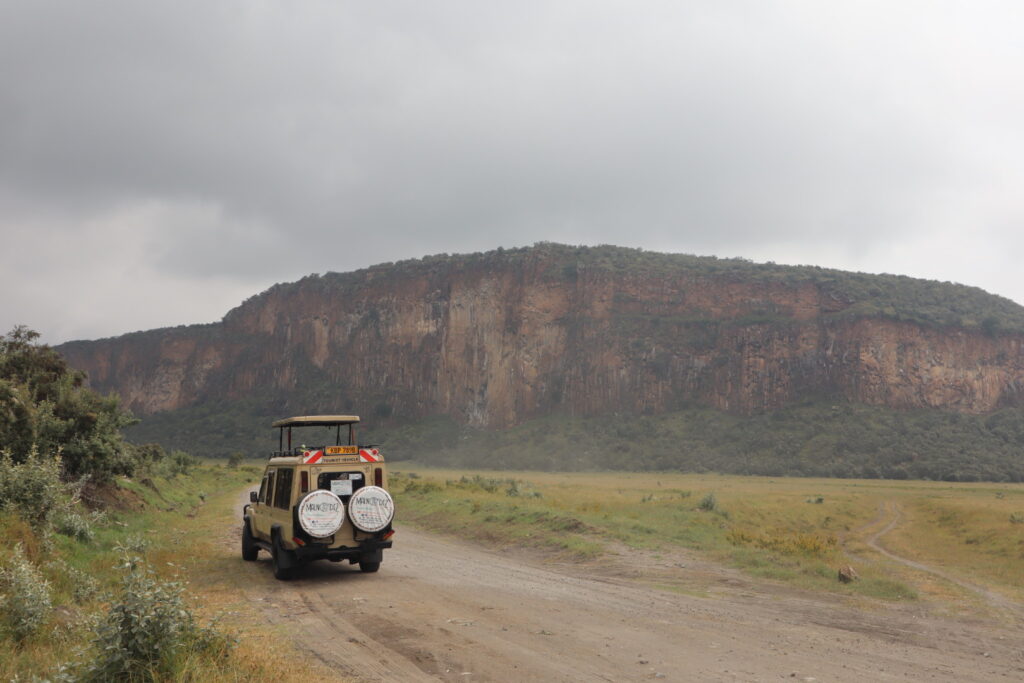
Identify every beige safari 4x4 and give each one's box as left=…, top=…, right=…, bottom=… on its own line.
left=241, top=415, right=395, bottom=580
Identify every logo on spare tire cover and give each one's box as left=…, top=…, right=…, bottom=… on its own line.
left=347, top=486, right=394, bottom=533
left=297, top=489, right=345, bottom=538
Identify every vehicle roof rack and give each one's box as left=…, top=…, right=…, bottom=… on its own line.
left=271, top=415, right=361, bottom=428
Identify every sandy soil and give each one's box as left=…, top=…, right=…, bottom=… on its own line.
left=232, top=493, right=1024, bottom=682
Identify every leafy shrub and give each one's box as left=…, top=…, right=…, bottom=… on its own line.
left=698, top=492, right=718, bottom=512
left=226, top=452, right=244, bottom=468
left=0, top=543, right=53, bottom=641
left=129, top=442, right=167, bottom=468
left=0, top=449, right=68, bottom=531
left=1010, top=513, right=1024, bottom=525
left=66, top=565, right=102, bottom=604
left=167, top=450, right=198, bottom=477
left=78, top=551, right=232, bottom=681
left=54, top=510, right=95, bottom=543
left=0, top=326, right=137, bottom=482
left=118, top=534, right=149, bottom=556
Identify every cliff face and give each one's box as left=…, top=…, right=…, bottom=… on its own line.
left=58, top=247, right=1024, bottom=427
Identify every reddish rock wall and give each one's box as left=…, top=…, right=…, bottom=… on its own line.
left=58, top=252, right=1024, bottom=427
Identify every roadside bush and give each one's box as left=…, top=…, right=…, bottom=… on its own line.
left=129, top=442, right=167, bottom=469
left=166, top=450, right=199, bottom=477
left=697, top=492, right=718, bottom=512
left=0, top=449, right=68, bottom=531
left=226, top=451, right=244, bottom=468
left=66, top=565, right=102, bottom=604
left=0, top=326, right=137, bottom=483
left=0, top=543, right=53, bottom=642
left=78, top=551, right=232, bottom=681
left=54, top=510, right=95, bottom=543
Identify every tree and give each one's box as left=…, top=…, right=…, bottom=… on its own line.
left=0, top=326, right=137, bottom=481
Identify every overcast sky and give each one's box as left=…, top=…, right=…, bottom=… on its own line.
left=2, top=1, right=1023, bottom=344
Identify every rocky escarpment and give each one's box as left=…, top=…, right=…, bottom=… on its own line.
left=58, top=245, right=1024, bottom=428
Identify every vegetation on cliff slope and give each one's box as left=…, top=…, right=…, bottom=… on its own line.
left=376, top=403, right=1024, bottom=482
left=229, top=243, right=1024, bottom=334
left=127, top=398, right=1024, bottom=483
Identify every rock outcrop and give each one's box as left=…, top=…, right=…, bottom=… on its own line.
left=58, top=245, right=1024, bottom=427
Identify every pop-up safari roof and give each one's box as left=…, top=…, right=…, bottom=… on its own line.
left=271, top=415, right=361, bottom=428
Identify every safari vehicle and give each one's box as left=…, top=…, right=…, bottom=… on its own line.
left=241, top=415, right=394, bottom=580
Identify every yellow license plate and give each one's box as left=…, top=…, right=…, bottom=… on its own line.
left=326, top=446, right=358, bottom=455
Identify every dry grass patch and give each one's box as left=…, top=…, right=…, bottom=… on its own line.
left=395, top=466, right=1022, bottom=610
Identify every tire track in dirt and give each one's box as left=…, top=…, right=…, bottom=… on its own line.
left=864, top=501, right=1024, bottom=620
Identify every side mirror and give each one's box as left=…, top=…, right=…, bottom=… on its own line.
left=250, top=491, right=258, bottom=503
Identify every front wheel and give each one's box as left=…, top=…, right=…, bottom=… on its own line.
left=358, top=561, right=380, bottom=573
left=241, top=521, right=258, bottom=561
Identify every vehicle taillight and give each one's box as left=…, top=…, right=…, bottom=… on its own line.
left=300, top=470, right=309, bottom=493
left=374, top=467, right=382, bottom=487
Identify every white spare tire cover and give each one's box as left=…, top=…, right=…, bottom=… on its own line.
left=347, top=486, right=395, bottom=533
left=297, top=489, right=345, bottom=538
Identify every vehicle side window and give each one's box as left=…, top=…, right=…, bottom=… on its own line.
left=274, top=468, right=294, bottom=510
left=257, top=474, right=270, bottom=504
left=264, top=471, right=276, bottom=507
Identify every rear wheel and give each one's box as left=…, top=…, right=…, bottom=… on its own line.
left=272, top=537, right=295, bottom=580
left=241, top=521, right=258, bottom=561
left=358, top=561, right=380, bottom=573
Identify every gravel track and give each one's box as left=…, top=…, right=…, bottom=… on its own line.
left=233, top=492, right=1024, bottom=681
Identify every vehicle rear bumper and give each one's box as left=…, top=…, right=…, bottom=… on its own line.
left=294, top=539, right=392, bottom=563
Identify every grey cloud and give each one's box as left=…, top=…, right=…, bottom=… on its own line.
left=2, top=1, right=1024, bottom=342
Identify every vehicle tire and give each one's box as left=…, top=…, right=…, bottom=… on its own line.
left=272, top=537, right=295, bottom=581
left=241, top=521, right=258, bottom=561
left=358, top=561, right=380, bottom=573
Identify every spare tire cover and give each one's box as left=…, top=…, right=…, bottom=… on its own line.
left=296, top=489, right=345, bottom=538
left=347, top=486, right=395, bottom=533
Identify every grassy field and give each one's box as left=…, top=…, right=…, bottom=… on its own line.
left=392, top=466, right=1024, bottom=612
left=0, top=463, right=341, bottom=682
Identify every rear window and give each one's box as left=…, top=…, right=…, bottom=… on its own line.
left=317, top=471, right=364, bottom=499
left=273, top=468, right=294, bottom=510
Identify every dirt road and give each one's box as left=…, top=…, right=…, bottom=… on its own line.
left=864, top=501, right=1024, bottom=620
left=233, top=496, right=1023, bottom=682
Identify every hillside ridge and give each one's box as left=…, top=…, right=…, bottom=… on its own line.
left=59, top=243, right=1024, bottom=429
